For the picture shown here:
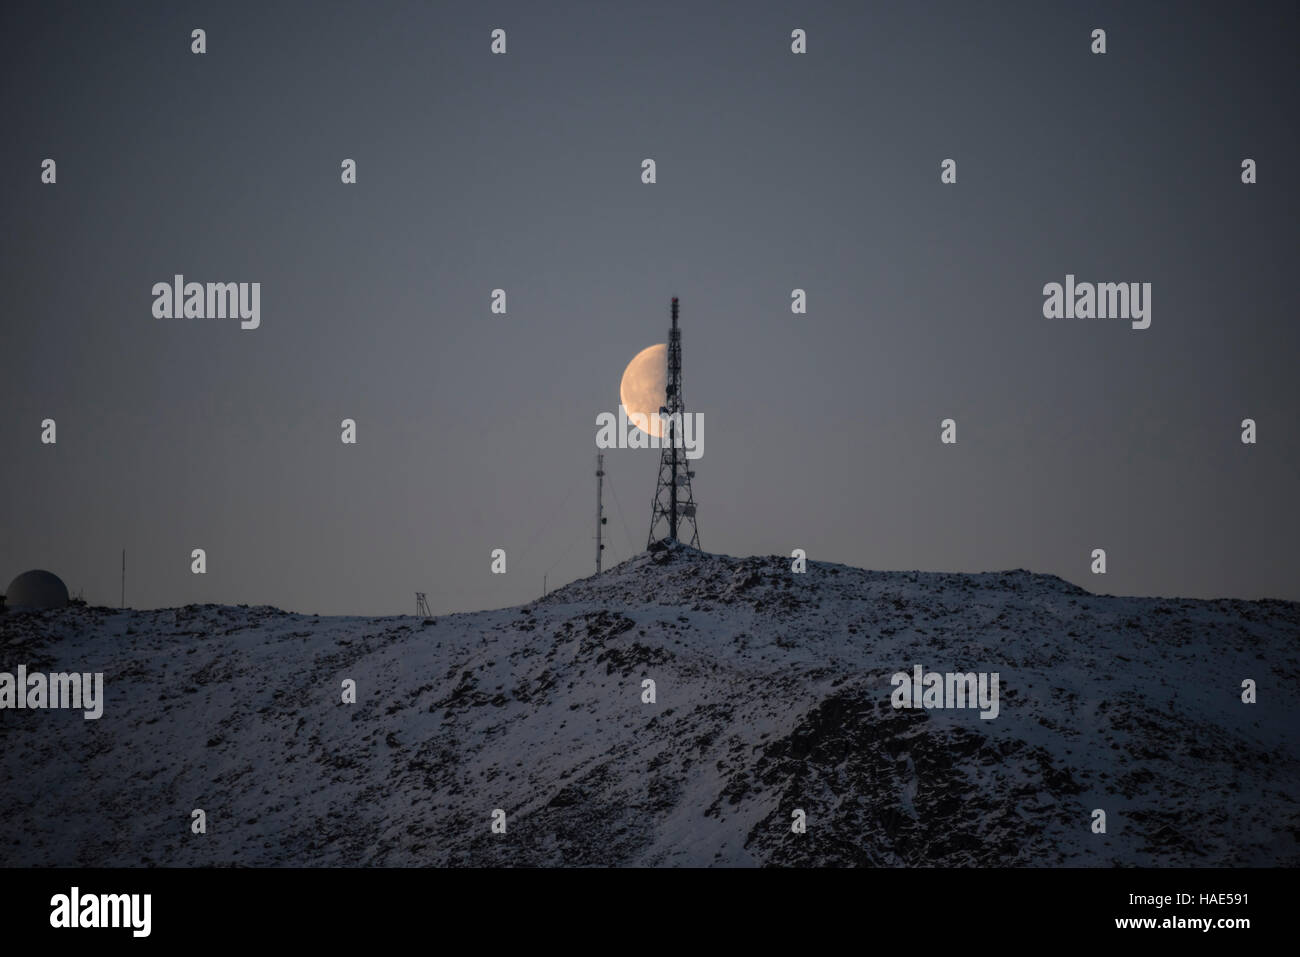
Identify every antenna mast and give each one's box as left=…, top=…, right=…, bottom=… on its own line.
left=596, top=453, right=607, bottom=574
left=647, top=297, right=700, bottom=548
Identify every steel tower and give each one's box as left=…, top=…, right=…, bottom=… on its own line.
left=647, top=297, right=700, bottom=549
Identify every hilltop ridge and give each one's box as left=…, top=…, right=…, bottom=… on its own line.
left=1, top=548, right=1297, bottom=866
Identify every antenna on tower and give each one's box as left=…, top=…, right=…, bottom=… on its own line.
left=415, top=592, right=431, bottom=617
left=121, top=549, right=125, bottom=609
left=596, top=453, right=607, bottom=574
left=648, top=297, right=700, bottom=549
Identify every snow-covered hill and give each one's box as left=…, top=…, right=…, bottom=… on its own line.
left=2, top=544, right=1297, bottom=866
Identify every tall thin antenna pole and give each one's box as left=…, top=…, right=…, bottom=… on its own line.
left=121, top=549, right=125, bottom=609
left=669, top=297, right=678, bottom=541
left=596, top=453, right=606, bottom=574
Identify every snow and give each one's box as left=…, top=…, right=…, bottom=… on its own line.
left=1, top=544, right=1296, bottom=866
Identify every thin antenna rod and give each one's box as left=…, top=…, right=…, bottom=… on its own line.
left=669, top=299, right=678, bottom=542
left=596, top=453, right=606, bottom=575
left=121, top=549, right=125, bottom=609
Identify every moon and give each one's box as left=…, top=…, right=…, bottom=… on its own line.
left=620, top=344, right=667, bottom=437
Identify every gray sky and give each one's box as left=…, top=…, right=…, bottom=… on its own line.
left=3, top=0, right=1297, bottom=614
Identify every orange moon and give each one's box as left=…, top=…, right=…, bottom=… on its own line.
left=619, top=344, right=667, bottom=437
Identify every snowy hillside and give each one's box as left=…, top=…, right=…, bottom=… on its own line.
left=2, top=544, right=1297, bottom=866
